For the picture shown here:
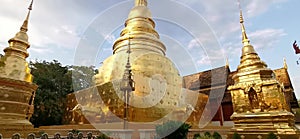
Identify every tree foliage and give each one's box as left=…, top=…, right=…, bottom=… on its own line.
left=193, top=133, right=201, bottom=139
left=212, top=132, right=222, bottom=139
left=155, top=121, right=191, bottom=139
left=29, top=60, right=98, bottom=127
left=232, top=132, right=241, bottom=139
left=193, top=132, right=222, bottom=139
left=30, top=60, right=73, bottom=127
left=68, top=65, right=98, bottom=91
left=267, top=132, right=278, bottom=139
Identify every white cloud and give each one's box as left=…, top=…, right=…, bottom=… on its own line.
left=194, top=46, right=227, bottom=66
left=196, top=53, right=226, bottom=66
left=223, top=41, right=241, bottom=56
left=197, top=56, right=211, bottom=65
left=219, top=28, right=287, bottom=60
left=0, top=0, right=292, bottom=68
left=0, top=0, right=298, bottom=93
left=183, top=0, right=289, bottom=63
left=0, top=1, right=83, bottom=51
left=246, top=0, right=288, bottom=17
left=0, top=16, right=21, bottom=45
left=175, top=0, right=288, bottom=52
left=248, top=28, right=287, bottom=50
left=187, top=33, right=214, bottom=50
left=104, top=34, right=116, bottom=44
left=29, top=47, right=53, bottom=54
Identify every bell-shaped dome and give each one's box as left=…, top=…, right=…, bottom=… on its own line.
left=93, top=0, right=182, bottom=122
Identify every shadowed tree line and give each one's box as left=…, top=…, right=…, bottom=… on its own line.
left=29, top=60, right=98, bottom=127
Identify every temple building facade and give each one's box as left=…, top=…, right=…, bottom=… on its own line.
left=0, top=0, right=299, bottom=138
left=183, top=63, right=299, bottom=125
left=226, top=8, right=299, bottom=138
left=63, top=0, right=299, bottom=132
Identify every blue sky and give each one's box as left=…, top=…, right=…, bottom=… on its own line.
left=0, top=0, right=299, bottom=98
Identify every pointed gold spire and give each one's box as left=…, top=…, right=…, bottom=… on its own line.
left=235, top=0, right=267, bottom=75
left=237, top=1, right=257, bottom=58
left=6, top=0, right=34, bottom=57
left=135, top=0, right=147, bottom=6
left=8, top=0, right=34, bottom=45
left=0, top=0, right=35, bottom=82
left=238, top=1, right=250, bottom=46
left=20, top=0, right=33, bottom=33
left=283, top=57, right=288, bottom=69
left=225, top=58, right=229, bottom=67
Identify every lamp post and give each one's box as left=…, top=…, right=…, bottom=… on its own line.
left=120, top=35, right=135, bottom=129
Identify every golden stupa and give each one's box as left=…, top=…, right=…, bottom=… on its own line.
left=93, top=0, right=183, bottom=122
left=0, top=0, right=38, bottom=134
left=65, top=0, right=207, bottom=125
left=227, top=8, right=299, bottom=138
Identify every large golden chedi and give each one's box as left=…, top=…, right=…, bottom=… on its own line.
left=0, top=0, right=37, bottom=131
left=228, top=10, right=299, bottom=138
left=92, top=0, right=182, bottom=122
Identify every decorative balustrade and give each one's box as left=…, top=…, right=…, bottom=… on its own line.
left=1, top=129, right=288, bottom=139
left=0, top=132, right=109, bottom=139
left=0, top=130, right=136, bottom=139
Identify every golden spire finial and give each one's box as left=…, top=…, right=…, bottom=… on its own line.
left=226, top=58, right=229, bottom=67
left=20, top=0, right=34, bottom=32
left=113, top=0, right=166, bottom=55
left=135, top=0, right=147, bottom=6
left=283, top=57, right=288, bottom=69
left=238, top=0, right=250, bottom=46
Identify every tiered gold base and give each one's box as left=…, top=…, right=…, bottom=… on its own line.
left=228, top=111, right=300, bottom=139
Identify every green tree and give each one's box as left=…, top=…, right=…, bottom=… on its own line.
left=267, top=132, right=278, bottom=139
left=232, top=132, right=241, bottom=139
left=199, top=132, right=214, bottom=139
left=29, top=60, right=73, bottom=127
left=68, top=65, right=98, bottom=91
left=212, top=132, right=222, bottom=139
left=204, top=132, right=211, bottom=137
left=193, top=133, right=201, bottom=139
left=155, top=121, right=191, bottom=139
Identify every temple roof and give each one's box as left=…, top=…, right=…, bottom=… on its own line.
left=274, top=68, right=292, bottom=87
left=183, top=66, right=230, bottom=92
left=183, top=66, right=299, bottom=108
left=183, top=66, right=230, bottom=98
left=273, top=68, right=299, bottom=108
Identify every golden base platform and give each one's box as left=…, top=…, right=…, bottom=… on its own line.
left=228, top=111, right=300, bottom=139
